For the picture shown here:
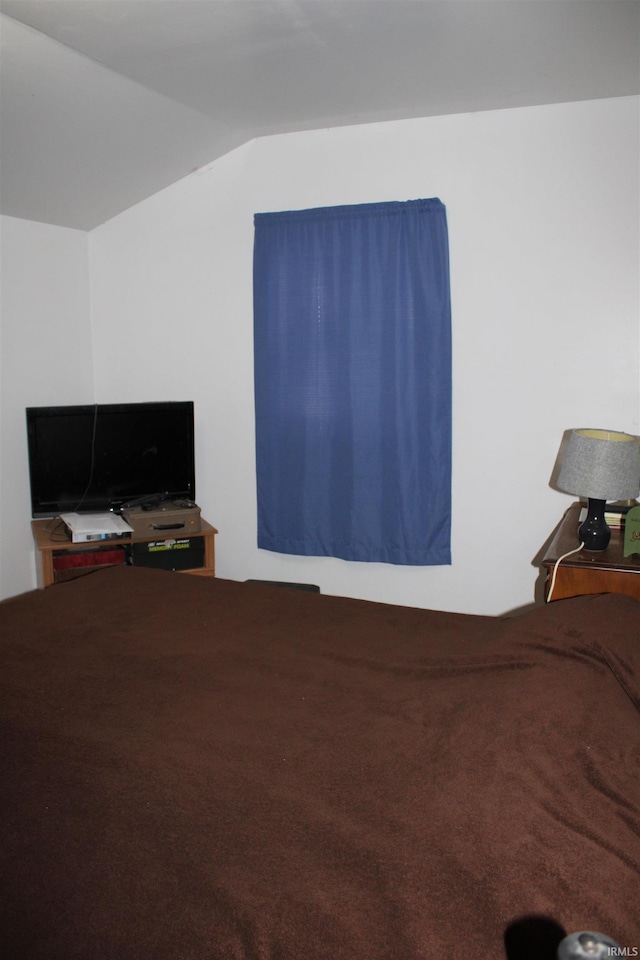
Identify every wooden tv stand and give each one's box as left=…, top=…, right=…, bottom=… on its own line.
left=31, top=517, right=218, bottom=588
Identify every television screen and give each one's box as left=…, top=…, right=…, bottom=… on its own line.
left=26, top=401, right=196, bottom=518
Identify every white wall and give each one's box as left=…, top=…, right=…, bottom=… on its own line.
left=88, top=96, right=639, bottom=615
left=3, top=96, right=637, bottom=610
left=0, top=216, right=93, bottom=599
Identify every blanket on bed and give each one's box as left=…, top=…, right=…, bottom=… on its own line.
left=1, top=566, right=639, bottom=959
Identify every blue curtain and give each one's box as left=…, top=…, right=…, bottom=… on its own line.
left=253, top=198, right=451, bottom=565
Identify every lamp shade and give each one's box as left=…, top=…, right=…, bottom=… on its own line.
left=557, top=428, right=640, bottom=501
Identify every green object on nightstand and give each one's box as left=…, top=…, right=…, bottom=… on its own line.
left=623, top=505, right=640, bottom=557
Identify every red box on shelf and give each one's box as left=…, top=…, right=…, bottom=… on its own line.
left=53, top=548, right=127, bottom=571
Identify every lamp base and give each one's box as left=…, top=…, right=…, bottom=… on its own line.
left=578, top=498, right=611, bottom=551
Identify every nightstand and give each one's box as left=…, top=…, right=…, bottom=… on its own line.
left=541, top=502, right=640, bottom=602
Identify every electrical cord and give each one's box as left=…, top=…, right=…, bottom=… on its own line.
left=546, top=542, right=585, bottom=602
left=72, top=403, right=99, bottom=513
left=43, top=516, right=70, bottom=542
left=41, top=406, right=99, bottom=543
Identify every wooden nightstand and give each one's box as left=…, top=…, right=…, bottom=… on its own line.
left=541, top=503, right=640, bottom=602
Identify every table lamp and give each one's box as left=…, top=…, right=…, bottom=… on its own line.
left=556, top=428, right=640, bottom=551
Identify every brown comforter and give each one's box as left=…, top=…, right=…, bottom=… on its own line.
left=1, top=566, right=639, bottom=959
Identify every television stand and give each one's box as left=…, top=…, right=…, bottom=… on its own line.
left=31, top=518, right=218, bottom=588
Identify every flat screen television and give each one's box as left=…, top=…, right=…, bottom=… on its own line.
left=26, top=401, right=196, bottom=518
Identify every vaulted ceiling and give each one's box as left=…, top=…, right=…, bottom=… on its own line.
left=1, top=0, right=638, bottom=230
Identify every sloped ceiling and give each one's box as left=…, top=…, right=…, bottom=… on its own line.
left=1, top=0, right=638, bottom=230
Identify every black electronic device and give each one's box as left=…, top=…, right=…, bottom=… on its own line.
left=26, top=401, right=195, bottom=518
left=130, top=536, right=205, bottom=572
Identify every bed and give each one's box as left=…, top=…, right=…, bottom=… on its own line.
left=1, top=565, right=638, bottom=959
